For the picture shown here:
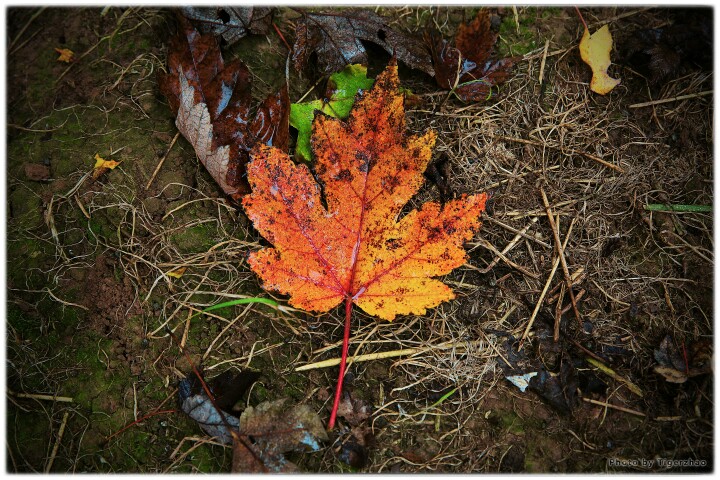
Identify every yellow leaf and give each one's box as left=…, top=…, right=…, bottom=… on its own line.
left=166, top=267, right=187, bottom=279
left=92, top=153, right=121, bottom=180
left=93, top=153, right=121, bottom=170
left=55, top=48, right=75, bottom=63
left=579, top=25, right=620, bottom=95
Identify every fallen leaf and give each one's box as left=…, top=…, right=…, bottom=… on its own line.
left=166, top=267, right=187, bottom=278
left=336, top=392, right=371, bottom=426
left=92, top=153, right=121, bottom=180
left=233, top=399, right=329, bottom=473
left=180, top=6, right=273, bottom=45
left=292, top=10, right=434, bottom=76
left=178, top=370, right=261, bottom=444
left=579, top=25, right=621, bottom=95
left=242, top=60, right=487, bottom=427
left=159, top=15, right=289, bottom=200
left=506, top=372, right=538, bottom=393
left=653, top=335, right=712, bottom=384
left=426, top=10, right=516, bottom=102
left=290, top=64, right=374, bottom=162
left=55, top=47, right=74, bottom=63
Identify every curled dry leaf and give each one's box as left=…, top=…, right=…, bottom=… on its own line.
left=579, top=25, right=620, bottom=95
left=159, top=15, right=289, bottom=200
left=180, top=6, right=273, bottom=46
left=242, top=61, right=487, bottom=427
left=292, top=10, right=434, bottom=76
left=426, top=10, right=516, bottom=102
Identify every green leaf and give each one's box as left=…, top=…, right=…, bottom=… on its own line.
left=290, top=64, right=374, bottom=162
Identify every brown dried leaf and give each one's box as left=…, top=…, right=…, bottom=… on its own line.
left=181, top=6, right=273, bottom=45
left=232, top=399, right=328, bottom=473
left=426, top=10, right=516, bottom=102
left=292, top=10, right=434, bottom=76
left=159, top=15, right=289, bottom=200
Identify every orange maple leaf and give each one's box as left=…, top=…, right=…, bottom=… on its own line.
left=242, top=61, right=488, bottom=428
left=54, top=47, right=74, bottom=63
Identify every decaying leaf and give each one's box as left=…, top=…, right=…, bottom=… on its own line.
left=426, top=10, right=516, bottom=102
left=92, top=153, right=121, bottom=179
left=159, top=15, right=289, bottom=200
left=653, top=335, right=712, bottom=384
left=242, top=61, right=487, bottom=427
left=181, top=6, right=273, bottom=45
left=55, top=47, right=74, bottom=63
left=290, top=64, right=374, bottom=162
left=579, top=25, right=621, bottom=95
left=233, top=399, right=329, bottom=473
left=178, top=370, right=261, bottom=444
left=292, top=10, right=434, bottom=76
left=23, top=163, right=51, bottom=182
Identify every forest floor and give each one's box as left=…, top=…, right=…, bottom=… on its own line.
left=6, top=6, right=713, bottom=473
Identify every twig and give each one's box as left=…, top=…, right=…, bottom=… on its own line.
left=145, top=132, right=180, bottom=190
left=541, top=188, right=582, bottom=326
left=554, top=282, right=565, bottom=342
left=475, top=238, right=539, bottom=279
left=587, top=8, right=652, bottom=28
left=484, top=216, right=552, bottom=249
left=519, top=216, right=575, bottom=348
left=583, top=398, right=645, bottom=417
left=472, top=217, right=542, bottom=273
left=490, top=133, right=624, bottom=173
left=629, top=90, right=712, bottom=108
left=538, top=39, right=550, bottom=85
left=8, top=390, right=74, bottom=403
left=44, top=411, right=70, bottom=473
left=586, top=357, right=643, bottom=397
left=296, top=341, right=487, bottom=372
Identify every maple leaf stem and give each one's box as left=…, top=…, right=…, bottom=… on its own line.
left=328, top=297, right=353, bottom=430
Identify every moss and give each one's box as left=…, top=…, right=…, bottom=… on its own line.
left=169, top=222, right=220, bottom=254
left=498, top=13, right=537, bottom=57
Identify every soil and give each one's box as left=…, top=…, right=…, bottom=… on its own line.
left=6, top=6, right=713, bottom=473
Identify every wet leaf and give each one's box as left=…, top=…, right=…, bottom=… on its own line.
left=292, top=10, right=434, bottom=76
left=178, top=370, right=261, bottom=444
left=290, top=64, right=374, bottom=162
left=233, top=399, right=329, bottom=473
left=159, top=15, right=289, bottom=200
left=23, top=163, right=50, bottom=182
left=579, top=25, right=621, bottom=95
left=242, top=61, right=487, bottom=424
left=653, top=335, right=712, bottom=384
left=54, top=47, right=74, bottom=63
left=180, top=6, right=273, bottom=45
left=426, top=10, right=516, bottom=102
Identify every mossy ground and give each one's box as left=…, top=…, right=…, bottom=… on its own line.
left=6, top=6, right=713, bottom=473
